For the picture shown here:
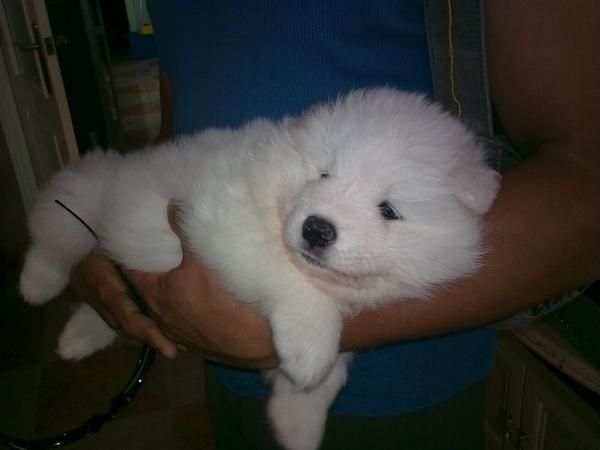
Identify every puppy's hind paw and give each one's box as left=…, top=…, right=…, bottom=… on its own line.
left=58, top=303, right=118, bottom=360
left=19, top=248, right=69, bottom=305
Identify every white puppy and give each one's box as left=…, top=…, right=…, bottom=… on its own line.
left=20, top=88, right=500, bottom=450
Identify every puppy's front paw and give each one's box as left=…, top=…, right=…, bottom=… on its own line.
left=58, top=303, right=118, bottom=360
left=271, top=307, right=342, bottom=390
left=277, top=339, right=338, bottom=391
left=268, top=387, right=327, bottom=450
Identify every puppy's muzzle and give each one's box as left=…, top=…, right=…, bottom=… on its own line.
left=302, top=215, right=337, bottom=249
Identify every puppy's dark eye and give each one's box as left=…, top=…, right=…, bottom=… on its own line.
left=378, top=201, right=402, bottom=220
left=320, top=171, right=330, bottom=179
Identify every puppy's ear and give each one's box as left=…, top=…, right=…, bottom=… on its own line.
left=447, top=164, right=501, bottom=214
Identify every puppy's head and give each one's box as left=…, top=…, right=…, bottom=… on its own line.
left=279, top=89, right=500, bottom=304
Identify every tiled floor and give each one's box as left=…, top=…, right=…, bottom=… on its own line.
left=0, top=58, right=217, bottom=449
left=0, top=264, right=216, bottom=450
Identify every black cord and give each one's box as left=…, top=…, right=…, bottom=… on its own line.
left=0, top=200, right=156, bottom=450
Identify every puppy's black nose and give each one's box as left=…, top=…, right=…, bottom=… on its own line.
left=302, top=215, right=337, bottom=248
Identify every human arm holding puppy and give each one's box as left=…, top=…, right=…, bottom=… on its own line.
left=71, top=0, right=600, bottom=367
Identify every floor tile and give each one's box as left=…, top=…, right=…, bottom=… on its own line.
left=0, top=364, right=42, bottom=440
left=0, top=265, right=46, bottom=370
left=166, top=352, right=206, bottom=408
left=172, top=402, right=216, bottom=450
left=65, top=410, right=177, bottom=450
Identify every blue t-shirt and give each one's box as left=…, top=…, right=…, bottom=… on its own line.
left=147, top=0, right=497, bottom=416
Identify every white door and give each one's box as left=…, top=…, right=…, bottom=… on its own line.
left=0, top=0, right=78, bottom=191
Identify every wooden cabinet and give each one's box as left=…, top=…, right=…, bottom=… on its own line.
left=485, top=334, right=600, bottom=450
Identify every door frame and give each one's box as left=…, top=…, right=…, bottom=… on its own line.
left=0, top=42, right=38, bottom=211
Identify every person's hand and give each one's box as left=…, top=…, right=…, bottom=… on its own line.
left=70, top=247, right=179, bottom=359
left=70, top=205, right=278, bottom=369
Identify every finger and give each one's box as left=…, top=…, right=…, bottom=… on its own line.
left=70, top=250, right=127, bottom=329
left=126, top=313, right=179, bottom=359
left=122, top=268, right=160, bottom=299
left=86, top=300, right=120, bottom=330
left=123, top=311, right=178, bottom=359
left=104, top=291, right=177, bottom=358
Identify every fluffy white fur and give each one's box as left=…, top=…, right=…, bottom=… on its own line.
left=20, top=88, right=500, bottom=450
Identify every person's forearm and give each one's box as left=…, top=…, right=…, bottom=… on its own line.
left=341, top=140, right=600, bottom=352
